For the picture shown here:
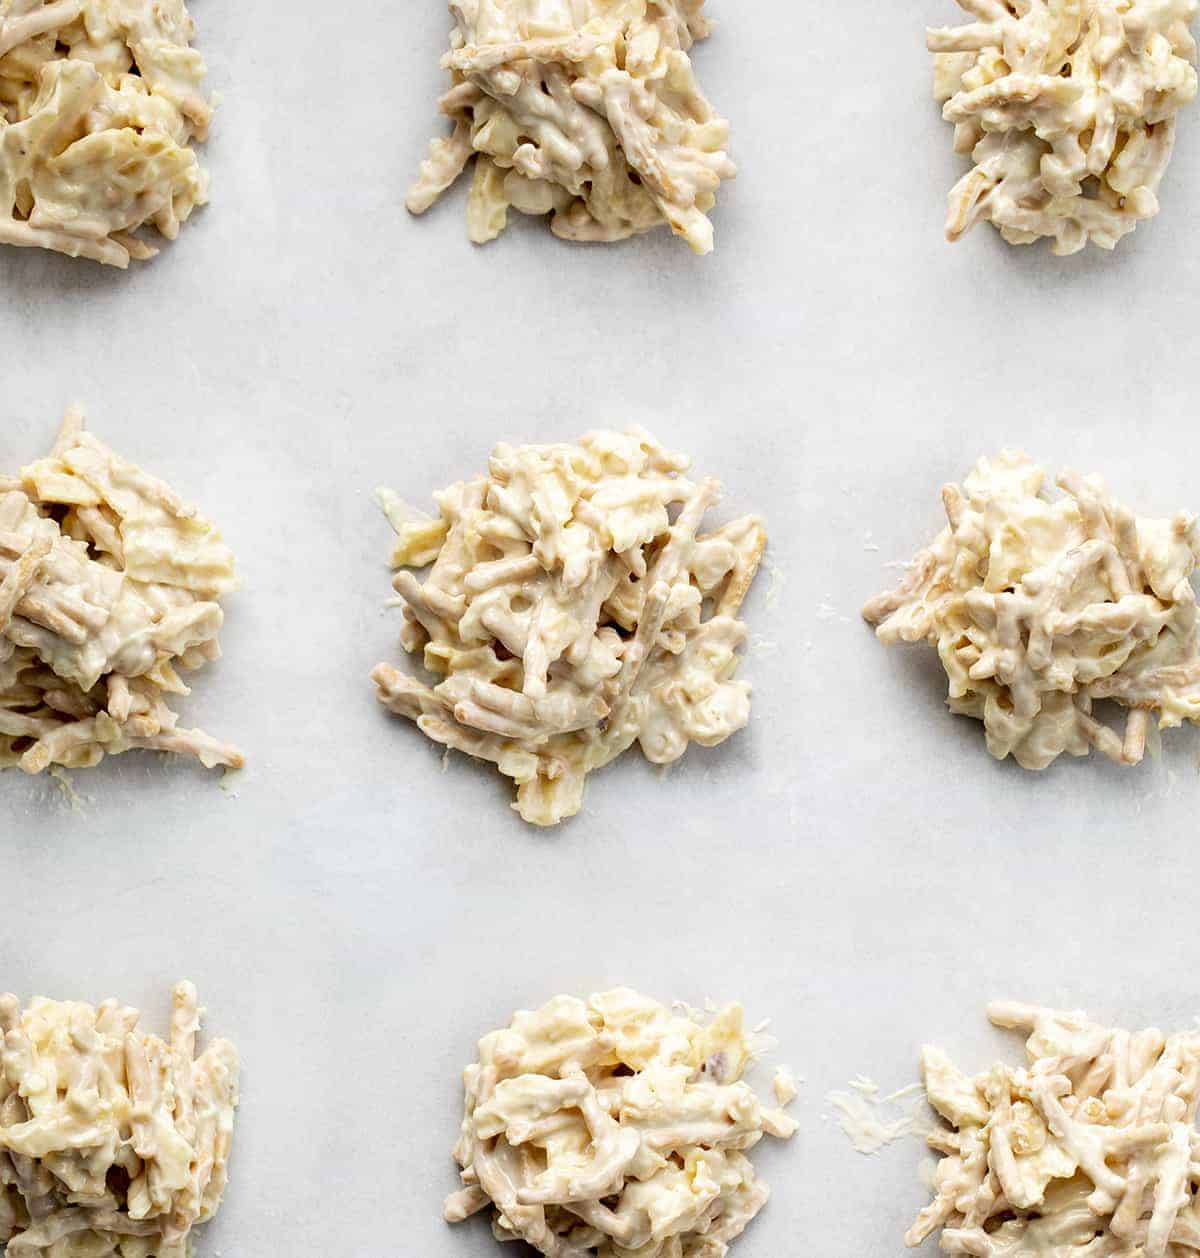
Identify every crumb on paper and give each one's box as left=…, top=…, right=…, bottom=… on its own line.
left=817, top=599, right=851, bottom=624
left=828, top=1074, right=930, bottom=1155
left=773, top=1066, right=799, bottom=1107
left=761, top=554, right=784, bottom=609
left=47, top=764, right=85, bottom=815
left=748, top=633, right=778, bottom=656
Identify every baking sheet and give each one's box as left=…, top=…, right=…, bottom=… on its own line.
left=3, top=1, right=1200, bottom=1253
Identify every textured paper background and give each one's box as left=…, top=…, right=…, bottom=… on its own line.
left=2, top=1, right=1200, bottom=1253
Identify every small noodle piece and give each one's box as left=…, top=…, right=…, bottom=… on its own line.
left=446, top=988, right=795, bottom=1257
left=909, top=1002, right=1200, bottom=1257
left=372, top=426, right=766, bottom=825
left=0, top=981, right=239, bottom=1257
left=409, top=0, right=735, bottom=254
left=864, top=451, right=1200, bottom=770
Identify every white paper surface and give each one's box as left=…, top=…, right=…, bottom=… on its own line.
left=3, top=1, right=1200, bottom=1254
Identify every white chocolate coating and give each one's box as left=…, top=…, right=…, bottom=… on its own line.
left=372, top=427, right=765, bottom=826
left=928, top=0, right=1198, bottom=254
left=0, top=0, right=211, bottom=268
left=909, top=1003, right=1200, bottom=1257
left=0, top=981, right=239, bottom=1258
left=445, top=989, right=795, bottom=1257
left=864, top=451, right=1200, bottom=770
left=408, top=0, right=735, bottom=254
left=0, top=408, right=241, bottom=775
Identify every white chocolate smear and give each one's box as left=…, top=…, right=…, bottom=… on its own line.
left=445, top=988, right=795, bottom=1257
left=0, top=981, right=239, bottom=1257
left=408, top=0, right=735, bottom=254
left=1, top=408, right=242, bottom=776
left=908, top=1001, right=1200, bottom=1257
left=372, top=426, right=765, bottom=826
left=864, top=451, right=1200, bottom=771
left=928, top=0, right=1198, bottom=253
left=828, top=1077, right=930, bottom=1156
left=0, top=0, right=213, bottom=267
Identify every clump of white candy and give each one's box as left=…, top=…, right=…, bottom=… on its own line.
left=910, top=1002, right=1200, bottom=1257
left=928, top=0, right=1198, bottom=253
left=408, top=0, right=735, bottom=254
left=445, top=988, right=796, bottom=1257
left=864, top=451, right=1200, bottom=770
left=0, top=409, right=241, bottom=776
left=372, top=427, right=765, bottom=826
left=0, top=0, right=213, bottom=267
left=0, top=981, right=239, bottom=1258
